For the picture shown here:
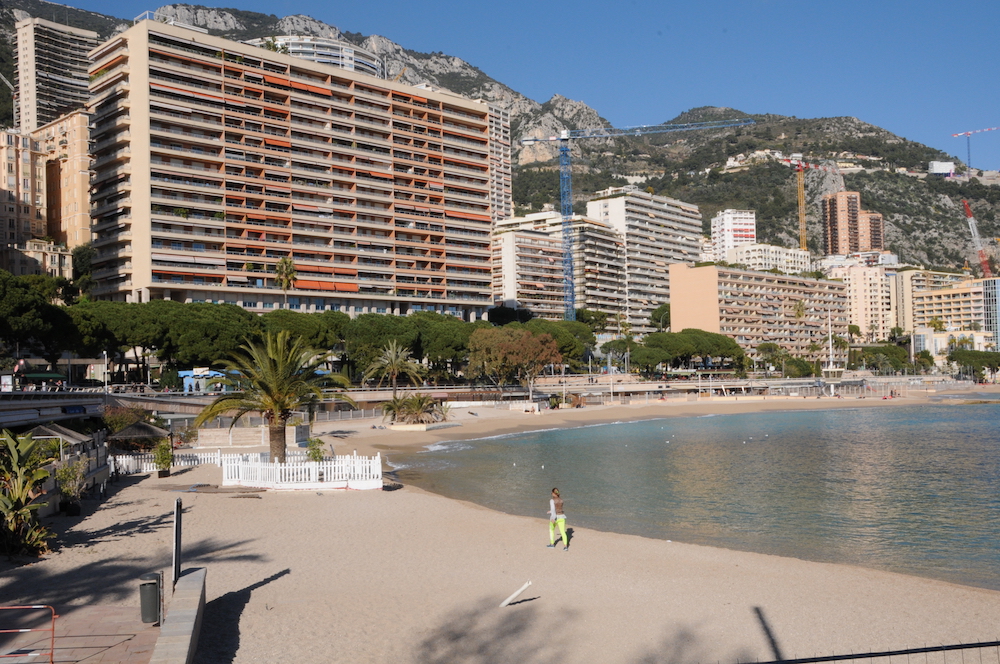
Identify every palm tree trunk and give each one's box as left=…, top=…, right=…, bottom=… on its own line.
left=268, top=422, right=286, bottom=464
left=392, top=373, right=397, bottom=399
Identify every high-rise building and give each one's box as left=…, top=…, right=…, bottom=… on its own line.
left=243, top=35, right=386, bottom=79
left=0, top=130, right=47, bottom=248
left=495, top=211, right=625, bottom=320
left=669, top=262, right=848, bottom=360
left=911, top=278, right=989, bottom=332
left=710, top=209, right=756, bottom=261
left=827, top=264, right=893, bottom=341
left=587, top=185, right=702, bottom=332
left=14, top=18, right=99, bottom=131
left=487, top=105, right=512, bottom=224
left=87, top=21, right=504, bottom=320
left=822, top=191, right=884, bottom=255
left=33, top=109, right=93, bottom=248
left=889, top=268, right=968, bottom=333
left=490, top=226, right=565, bottom=319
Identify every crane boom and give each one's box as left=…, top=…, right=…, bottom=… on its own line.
left=780, top=158, right=841, bottom=252
left=521, top=117, right=755, bottom=320
left=963, top=199, right=993, bottom=278
left=0, top=73, right=12, bottom=93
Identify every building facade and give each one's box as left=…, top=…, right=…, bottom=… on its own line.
left=14, top=18, right=100, bottom=131
left=587, top=185, right=702, bottom=332
left=827, top=264, right=894, bottom=341
left=669, top=262, right=848, bottom=361
left=487, top=104, right=512, bottom=224
left=490, top=227, right=564, bottom=319
left=0, top=130, right=47, bottom=247
left=890, top=268, right=969, bottom=333
left=33, top=109, right=93, bottom=248
left=0, top=237, right=72, bottom=279
left=495, top=211, right=625, bottom=319
left=911, top=279, right=986, bottom=332
left=244, top=35, right=386, bottom=78
left=821, top=191, right=884, bottom=255
left=87, top=21, right=505, bottom=320
left=725, top=243, right=810, bottom=273
left=710, top=209, right=756, bottom=261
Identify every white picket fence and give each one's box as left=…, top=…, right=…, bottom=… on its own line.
left=222, top=452, right=382, bottom=490
left=111, top=449, right=383, bottom=490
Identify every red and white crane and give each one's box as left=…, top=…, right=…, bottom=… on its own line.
left=963, top=199, right=993, bottom=278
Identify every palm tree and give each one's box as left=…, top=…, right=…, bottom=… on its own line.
left=274, top=257, right=296, bottom=309
left=194, top=331, right=354, bottom=463
left=364, top=340, right=424, bottom=398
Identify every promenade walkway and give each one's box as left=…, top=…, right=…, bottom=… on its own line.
left=0, top=605, right=158, bottom=663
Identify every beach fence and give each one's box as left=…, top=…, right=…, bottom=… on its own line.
left=110, top=450, right=382, bottom=490
left=222, top=451, right=382, bottom=490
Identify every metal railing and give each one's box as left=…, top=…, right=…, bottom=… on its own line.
left=755, top=640, right=1000, bottom=664
left=0, top=605, right=56, bottom=664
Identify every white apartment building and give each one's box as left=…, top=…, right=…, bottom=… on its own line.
left=827, top=264, right=894, bottom=341
left=491, top=227, right=565, bottom=320
left=726, top=243, right=810, bottom=274
left=14, top=18, right=99, bottom=131
left=913, top=327, right=994, bottom=366
left=587, top=185, right=702, bottom=332
left=243, top=35, right=386, bottom=78
left=495, top=211, right=625, bottom=319
left=711, top=209, right=756, bottom=261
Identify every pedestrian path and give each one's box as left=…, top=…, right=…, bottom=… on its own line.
left=0, top=605, right=158, bottom=663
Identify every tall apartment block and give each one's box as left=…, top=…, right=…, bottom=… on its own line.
left=34, top=109, right=93, bottom=248
left=710, top=209, right=756, bottom=262
left=827, top=264, right=894, bottom=341
left=587, top=185, right=702, bottom=332
left=14, top=18, right=100, bottom=131
left=487, top=105, right=512, bottom=223
left=243, top=35, right=386, bottom=79
left=491, top=226, right=565, bottom=319
left=87, top=21, right=507, bottom=319
left=822, top=191, right=884, bottom=256
left=0, top=130, right=52, bottom=275
left=670, top=262, right=848, bottom=361
left=495, top=211, right=625, bottom=320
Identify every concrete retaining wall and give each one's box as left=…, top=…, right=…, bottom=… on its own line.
left=150, top=567, right=206, bottom=664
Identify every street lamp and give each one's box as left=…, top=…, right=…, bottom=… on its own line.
left=103, top=350, right=108, bottom=394
left=653, top=310, right=669, bottom=331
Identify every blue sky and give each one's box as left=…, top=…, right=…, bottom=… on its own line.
left=78, top=0, right=1000, bottom=170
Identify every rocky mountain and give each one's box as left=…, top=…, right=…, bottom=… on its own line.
left=1, top=0, right=995, bottom=270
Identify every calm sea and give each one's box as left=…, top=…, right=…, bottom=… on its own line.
left=390, top=401, right=1000, bottom=590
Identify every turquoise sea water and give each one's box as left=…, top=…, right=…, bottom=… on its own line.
left=391, top=402, right=1000, bottom=590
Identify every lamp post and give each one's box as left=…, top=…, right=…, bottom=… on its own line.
left=653, top=310, right=669, bottom=332
left=103, top=350, right=108, bottom=395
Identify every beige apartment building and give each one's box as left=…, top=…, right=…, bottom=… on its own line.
left=670, top=262, right=848, bottom=361
left=587, top=185, right=702, bottom=332
left=495, top=211, right=625, bottom=319
left=890, top=268, right=969, bottom=333
left=911, top=279, right=986, bottom=331
left=87, top=21, right=507, bottom=319
left=14, top=18, right=99, bottom=131
left=33, top=109, right=93, bottom=248
left=822, top=191, right=884, bottom=255
left=490, top=227, right=564, bottom=319
left=0, top=237, right=73, bottom=279
left=0, top=130, right=47, bottom=248
left=827, top=264, right=893, bottom=341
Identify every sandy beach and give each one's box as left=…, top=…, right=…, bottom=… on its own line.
left=4, top=386, right=1000, bottom=663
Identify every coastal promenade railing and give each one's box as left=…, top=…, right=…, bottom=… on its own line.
left=221, top=452, right=382, bottom=490
left=755, top=640, right=1000, bottom=664
left=110, top=449, right=383, bottom=490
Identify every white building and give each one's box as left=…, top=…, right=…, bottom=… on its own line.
left=587, top=185, right=702, bottom=332
left=711, top=209, right=756, bottom=261
left=495, top=211, right=625, bottom=319
left=913, top=327, right=994, bottom=367
left=491, top=226, right=566, bottom=320
left=726, top=243, right=810, bottom=274
left=243, top=35, right=385, bottom=78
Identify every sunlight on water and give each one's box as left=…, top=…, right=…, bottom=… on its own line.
left=392, top=404, right=1000, bottom=590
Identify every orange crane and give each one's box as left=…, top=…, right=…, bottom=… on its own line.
left=780, top=158, right=842, bottom=251
left=963, top=199, right=993, bottom=277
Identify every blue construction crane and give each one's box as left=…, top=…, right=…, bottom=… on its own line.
left=521, top=117, right=756, bottom=321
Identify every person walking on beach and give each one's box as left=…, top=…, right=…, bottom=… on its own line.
left=547, top=488, right=568, bottom=551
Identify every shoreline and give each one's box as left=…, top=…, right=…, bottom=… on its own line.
left=5, top=384, right=999, bottom=662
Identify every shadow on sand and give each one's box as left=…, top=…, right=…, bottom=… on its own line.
left=194, top=568, right=291, bottom=663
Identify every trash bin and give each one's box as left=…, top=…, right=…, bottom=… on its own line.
left=139, top=573, right=161, bottom=624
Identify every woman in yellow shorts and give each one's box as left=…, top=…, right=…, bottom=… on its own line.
left=547, top=487, right=568, bottom=551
